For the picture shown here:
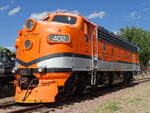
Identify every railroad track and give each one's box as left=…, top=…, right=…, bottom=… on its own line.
left=0, top=102, right=48, bottom=113
left=0, top=75, right=150, bottom=113
left=0, top=102, right=16, bottom=109
left=8, top=104, right=46, bottom=113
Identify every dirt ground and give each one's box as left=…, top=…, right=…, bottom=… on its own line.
left=50, top=75, right=150, bottom=113
left=0, top=97, right=14, bottom=105
left=1, top=75, right=150, bottom=113
left=87, top=75, right=150, bottom=113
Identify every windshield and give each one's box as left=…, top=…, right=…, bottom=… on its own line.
left=52, top=15, right=77, bottom=24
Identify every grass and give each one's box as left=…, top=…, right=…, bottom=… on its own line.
left=128, top=98, right=142, bottom=103
left=92, top=101, right=121, bottom=113
left=103, top=102, right=121, bottom=111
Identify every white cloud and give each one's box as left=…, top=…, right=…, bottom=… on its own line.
left=30, top=11, right=48, bottom=20
left=53, top=9, right=80, bottom=15
left=142, top=8, right=150, bottom=12
left=8, top=6, right=21, bottom=16
left=30, top=9, right=80, bottom=20
left=128, top=8, right=150, bottom=20
left=5, top=46, right=16, bottom=51
left=87, top=11, right=106, bottom=19
left=51, top=9, right=67, bottom=13
left=128, top=11, right=141, bottom=20
left=0, top=5, right=9, bottom=12
left=113, top=31, right=120, bottom=35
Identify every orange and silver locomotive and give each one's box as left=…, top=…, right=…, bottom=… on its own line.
left=14, top=11, right=139, bottom=103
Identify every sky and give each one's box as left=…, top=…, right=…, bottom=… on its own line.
left=0, top=0, right=150, bottom=50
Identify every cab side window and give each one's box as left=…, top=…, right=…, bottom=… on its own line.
left=43, top=17, right=49, bottom=21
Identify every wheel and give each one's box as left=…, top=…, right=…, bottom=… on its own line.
left=64, top=74, right=85, bottom=96
left=102, top=72, right=112, bottom=87
left=124, top=72, right=133, bottom=84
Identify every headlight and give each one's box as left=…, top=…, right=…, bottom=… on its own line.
left=38, top=67, right=46, bottom=73
left=25, top=19, right=36, bottom=31
left=48, top=34, right=70, bottom=43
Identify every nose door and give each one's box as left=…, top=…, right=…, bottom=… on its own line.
left=91, top=28, right=98, bottom=85
left=85, top=22, right=98, bottom=85
left=19, top=35, right=40, bottom=65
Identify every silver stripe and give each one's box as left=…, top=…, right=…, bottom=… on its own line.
left=37, top=57, right=139, bottom=71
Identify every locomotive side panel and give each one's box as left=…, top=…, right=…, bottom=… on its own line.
left=97, top=40, right=139, bottom=71
left=96, top=26, right=139, bottom=72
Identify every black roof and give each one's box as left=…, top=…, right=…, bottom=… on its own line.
left=97, top=26, right=138, bottom=53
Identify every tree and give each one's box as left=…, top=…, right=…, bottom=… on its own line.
left=0, top=47, right=16, bottom=56
left=118, top=27, right=150, bottom=70
left=0, top=47, right=4, bottom=51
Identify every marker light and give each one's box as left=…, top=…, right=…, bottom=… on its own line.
left=25, top=19, right=36, bottom=31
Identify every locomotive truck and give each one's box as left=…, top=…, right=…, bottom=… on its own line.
left=14, top=11, right=140, bottom=103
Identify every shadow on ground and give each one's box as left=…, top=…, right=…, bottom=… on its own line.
left=41, top=76, right=150, bottom=111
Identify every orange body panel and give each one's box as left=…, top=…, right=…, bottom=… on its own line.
left=15, top=72, right=71, bottom=103
left=15, top=79, right=58, bottom=103
left=33, top=73, right=71, bottom=86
